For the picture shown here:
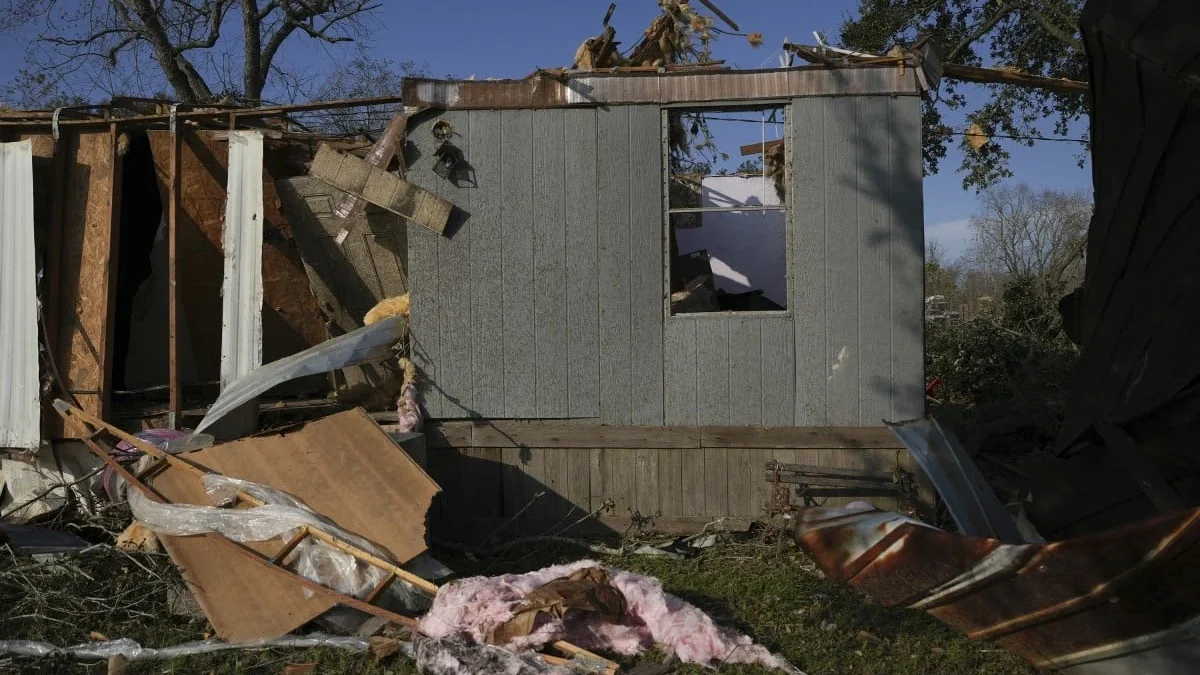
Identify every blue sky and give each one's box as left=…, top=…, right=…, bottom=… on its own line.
left=0, top=0, right=1092, bottom=260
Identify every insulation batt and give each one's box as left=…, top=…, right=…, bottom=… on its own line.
left=418, top=560, right=802, bottom=673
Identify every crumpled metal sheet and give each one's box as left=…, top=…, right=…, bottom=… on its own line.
left=792, top=503, right=1200, bottom=672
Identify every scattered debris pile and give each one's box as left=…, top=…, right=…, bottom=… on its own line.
left=420, top=560, right=800, bottom=672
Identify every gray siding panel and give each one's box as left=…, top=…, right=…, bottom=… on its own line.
left=469, top=111, right=505, bottom=417
left=760, top=317, right=795, bottom=426
left=438, top=111, right=474, bottom=416
left=890, top=96, right=926, bottom=420
left=565, top=109, right=600, bottom=418
left=857, top=97, right=893, bottom=425
left=533, top=109, right=569, bottom=417
left=597, top=107, right=632, bottom=424
left=792, top=97, right=828, bottom=425
left=628, top=106, right=664, bottom=425
left=501, top=110, right=537, bottom=417
left=663, top=319, right=697, bottom=425
left=728, top=317, right=762, bottom=425
left=695, top=321, right=730, bottom=425
left=824, top=97, right=860, bottom=426
left=406, top=117, right=444, bottom=418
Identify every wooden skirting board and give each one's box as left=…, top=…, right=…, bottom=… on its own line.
left=426, top=420, right=903, bottom=450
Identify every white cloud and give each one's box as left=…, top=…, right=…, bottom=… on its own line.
left=925, top=218, right=973, bottom=261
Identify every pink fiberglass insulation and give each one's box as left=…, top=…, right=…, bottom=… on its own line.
left=418, top=560, right=802, bottom=673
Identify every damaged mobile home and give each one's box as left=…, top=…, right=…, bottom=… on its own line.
left=0, top=61, right=930, bottom=535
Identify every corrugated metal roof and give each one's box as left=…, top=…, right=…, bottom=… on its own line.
left=0, top=140, right=40, bottom=449
left=219, top=131, right=265, bottom=390
left=403, top=65, right=918, bottom=110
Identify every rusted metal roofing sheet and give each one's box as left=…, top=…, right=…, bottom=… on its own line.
left=792, top=503, right=1200, bottom=673
left=403, top=65, right=918, bottom=110
left=0, top=140, right=39, bottom=449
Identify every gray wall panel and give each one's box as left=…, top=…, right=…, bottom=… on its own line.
left=824, top=97, right=861, bottom=426
left=663, top=319, right=697, bottom=425
left=533, top=109, right=569, bottom=417
left=792, top=97, right=828, bottom=426
left=468, top=110, right=505, bottom=417
left=437, top=110, right=474, bottom=416
left=760, top=318, right=795, bottom=426
left=564, top=109, right=600, bottom=418
left=728, top=317, right=762, bottom=425
left=857, top=97, right=894, bottom=425
left=890, top=96, right=926, bottom=420
left=628, top=106, right=665, bottom=425
left=597, top=107, right=632, bottom=424
left=695, top=321, right=730, bottom=426
left=406, top=117, right=444, bottom=417
left=500, top=110, right=537, bottom=417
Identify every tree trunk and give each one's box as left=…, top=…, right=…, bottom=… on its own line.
left=242, top=0, right=265, bottom=104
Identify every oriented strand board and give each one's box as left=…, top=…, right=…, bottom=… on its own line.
left=149, top=408, right=440, bottom=641
left=147, top=131, right=327, bottom=385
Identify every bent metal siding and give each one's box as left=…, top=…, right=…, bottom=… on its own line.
left=405, top=94, right=923, bottom=426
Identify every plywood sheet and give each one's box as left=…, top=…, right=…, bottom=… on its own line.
left=147, top=131, right=327, bottom=385
left=149, top=408, right=440, bottom=641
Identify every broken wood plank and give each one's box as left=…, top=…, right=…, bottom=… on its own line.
left=739, top=138, right=784, bottom=156
left=309, top=144, right=452, bottom=235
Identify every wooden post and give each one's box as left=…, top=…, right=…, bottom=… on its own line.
left=101, top=118, right=124, bottom=421
left=168, top=120, right=183, bottom=429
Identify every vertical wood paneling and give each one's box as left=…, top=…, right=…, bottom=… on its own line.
left=541, top=448, right=570, bottom=521
left=682, top=449, right=706, bottom=517
left=533, top=110, right=569, bottom=417
left=728, top=318, right=762, bottom=425
left=565, top=448, right=592, bottom=519
left=522, top=449, right=548, bottom=522
left=761, top=318, right=795, bottom=426
left=703, top=446, right=729, bottom=516
left=469, top=111, right=505, bottom=417
left=610, top=447, right=638, bottom=516
left=628, top=107, right=664, bottom=425
left=696, top=321, right=730, bottom=425
left=589, top=448, right=611, bottom=513
left=501, top=446, right=525, bottom=516
left=565, top=109, right=600, bottom=418
left=757, top=448, right=798, bottom=515
left=438, top=111, right=474, bottom=416
left=462, top=447, right=503, bottom=520
left=635, top=448, right=660, bottom=516
left=501, top=110, right=537, bottom=417
left=597, top=107, right=632, bottom=424
left=663, top=320, right=698, bottom=425
left=825, top=97, right=860, bottom=426
left=658, top=448, right=684, bottom=517
left=890, top=96, right=926, bottom=420
left=727, top=447, right=754, bottom=518
left=406, top=118, right=444, bottom=418
left=792, top=98, right=828, bottom=425
left=858, top=97, right=893, bottom=425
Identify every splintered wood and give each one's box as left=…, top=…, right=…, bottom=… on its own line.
left=309, top=144, right=452, bottom=235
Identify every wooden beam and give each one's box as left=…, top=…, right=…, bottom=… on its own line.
left=425, top=420, right=902, bottom=449
left=739, top=138, right=784, bottom=156
left=942, top=62, right=1088, bottom=95
left=167, top=126, right=183, bottom=428
left=308, top=143, right=453, bottom=235
left=101, top=121, right=124, bottom=420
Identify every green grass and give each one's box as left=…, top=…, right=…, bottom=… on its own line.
left=1, top=527, right=1033, bottom=675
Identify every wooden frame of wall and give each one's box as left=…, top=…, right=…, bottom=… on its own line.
left=422, top=420, right=934, bottom=538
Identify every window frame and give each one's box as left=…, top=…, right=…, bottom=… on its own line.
left=661, top=101, right=793, bottom=319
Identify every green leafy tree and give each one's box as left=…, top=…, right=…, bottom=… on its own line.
left=840, top=0, right=1089, bottom=190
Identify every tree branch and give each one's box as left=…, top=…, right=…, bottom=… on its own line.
left=1004, top=1, right=1085, bottom=52
left=946, top=4, right=1016, bottom=62
left=174, top=0, right=236, bottom=52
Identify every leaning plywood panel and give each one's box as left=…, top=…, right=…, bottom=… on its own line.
left=220, top=131, right=264, bottom=389
left=150, top=408, right=440, bottom=641
left=147, top=131, right=327, bottom=386
left=0, top=141, right=39, bottom=449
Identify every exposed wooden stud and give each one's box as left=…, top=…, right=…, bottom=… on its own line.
left=167, top=123, right=183, bottom=428
left=364, top=572, right=396, bottom=604
left=101, top=121, right=124, bottom=421
left=270, top=530, right=310, bottom=565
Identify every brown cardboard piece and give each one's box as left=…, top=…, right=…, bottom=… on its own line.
left=149, top=408, right=440, bottom=641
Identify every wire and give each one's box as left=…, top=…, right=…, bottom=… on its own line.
left=936, top=130, right=1088, bottom=144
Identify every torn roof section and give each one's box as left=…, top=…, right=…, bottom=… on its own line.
left=402, top=65, right=920, bottom=111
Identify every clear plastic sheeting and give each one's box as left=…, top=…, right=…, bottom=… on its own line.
left=414, top=635, right=572, bottom=675
left=194, top=315, right=405, bottom=436
left=128, top=474, right=391, bottom=601
left=0, top=634, right=378, bottom=661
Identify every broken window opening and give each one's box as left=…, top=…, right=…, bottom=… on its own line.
left=666, top=105, right=788, bottom=315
